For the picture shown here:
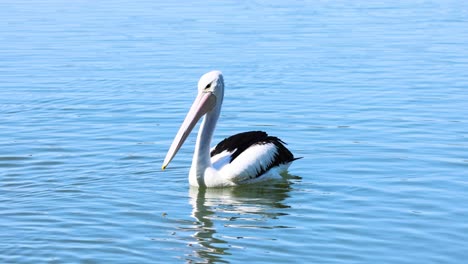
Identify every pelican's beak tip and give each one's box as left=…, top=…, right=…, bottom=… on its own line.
left=161, top=165, right=167, bottom=171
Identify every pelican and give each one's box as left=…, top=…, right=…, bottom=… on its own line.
left=162, top=71, right=300, bottom=187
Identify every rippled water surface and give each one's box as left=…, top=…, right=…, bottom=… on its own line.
left=1, top=1, right=468, bottom=263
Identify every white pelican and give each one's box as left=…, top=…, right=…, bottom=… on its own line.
left=162, top=71, right=300, bottom=187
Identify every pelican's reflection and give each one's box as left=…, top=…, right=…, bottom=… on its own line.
left=185, top=179, right=297, bottom=263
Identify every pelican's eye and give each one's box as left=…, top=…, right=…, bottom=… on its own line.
left=205, top=83, right=212, bottom=90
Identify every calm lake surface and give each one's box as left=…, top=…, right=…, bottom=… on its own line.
left=1, top=1, right=468, bottom=263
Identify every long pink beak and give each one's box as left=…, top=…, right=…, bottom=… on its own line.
left=162, top=92, right=217, bottom=170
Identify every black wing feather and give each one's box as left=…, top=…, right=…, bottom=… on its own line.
left=210, top=131, right=299, bottom=177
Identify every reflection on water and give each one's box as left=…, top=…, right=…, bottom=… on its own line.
left=183, top=179, right=297, bottom=263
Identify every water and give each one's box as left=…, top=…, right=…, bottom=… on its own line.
left=1, top=0, right=468, bottom=263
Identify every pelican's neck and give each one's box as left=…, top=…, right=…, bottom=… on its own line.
left=190, top=102, right=221, bottom=186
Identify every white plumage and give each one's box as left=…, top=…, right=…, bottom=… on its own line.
left=211, top=150, right=234, bottom=170
left=220, top=143, right=280, bottom=184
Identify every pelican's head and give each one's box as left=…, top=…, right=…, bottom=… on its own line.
left=197, top=70, right=224, bottom=99
left=162, top=71, right=224, bottom=170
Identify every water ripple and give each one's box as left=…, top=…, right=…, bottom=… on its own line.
left=2, top=0, right=468, bottom=263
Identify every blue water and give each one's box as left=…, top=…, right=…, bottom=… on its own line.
left=1, top=0, right=468, bottom=263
